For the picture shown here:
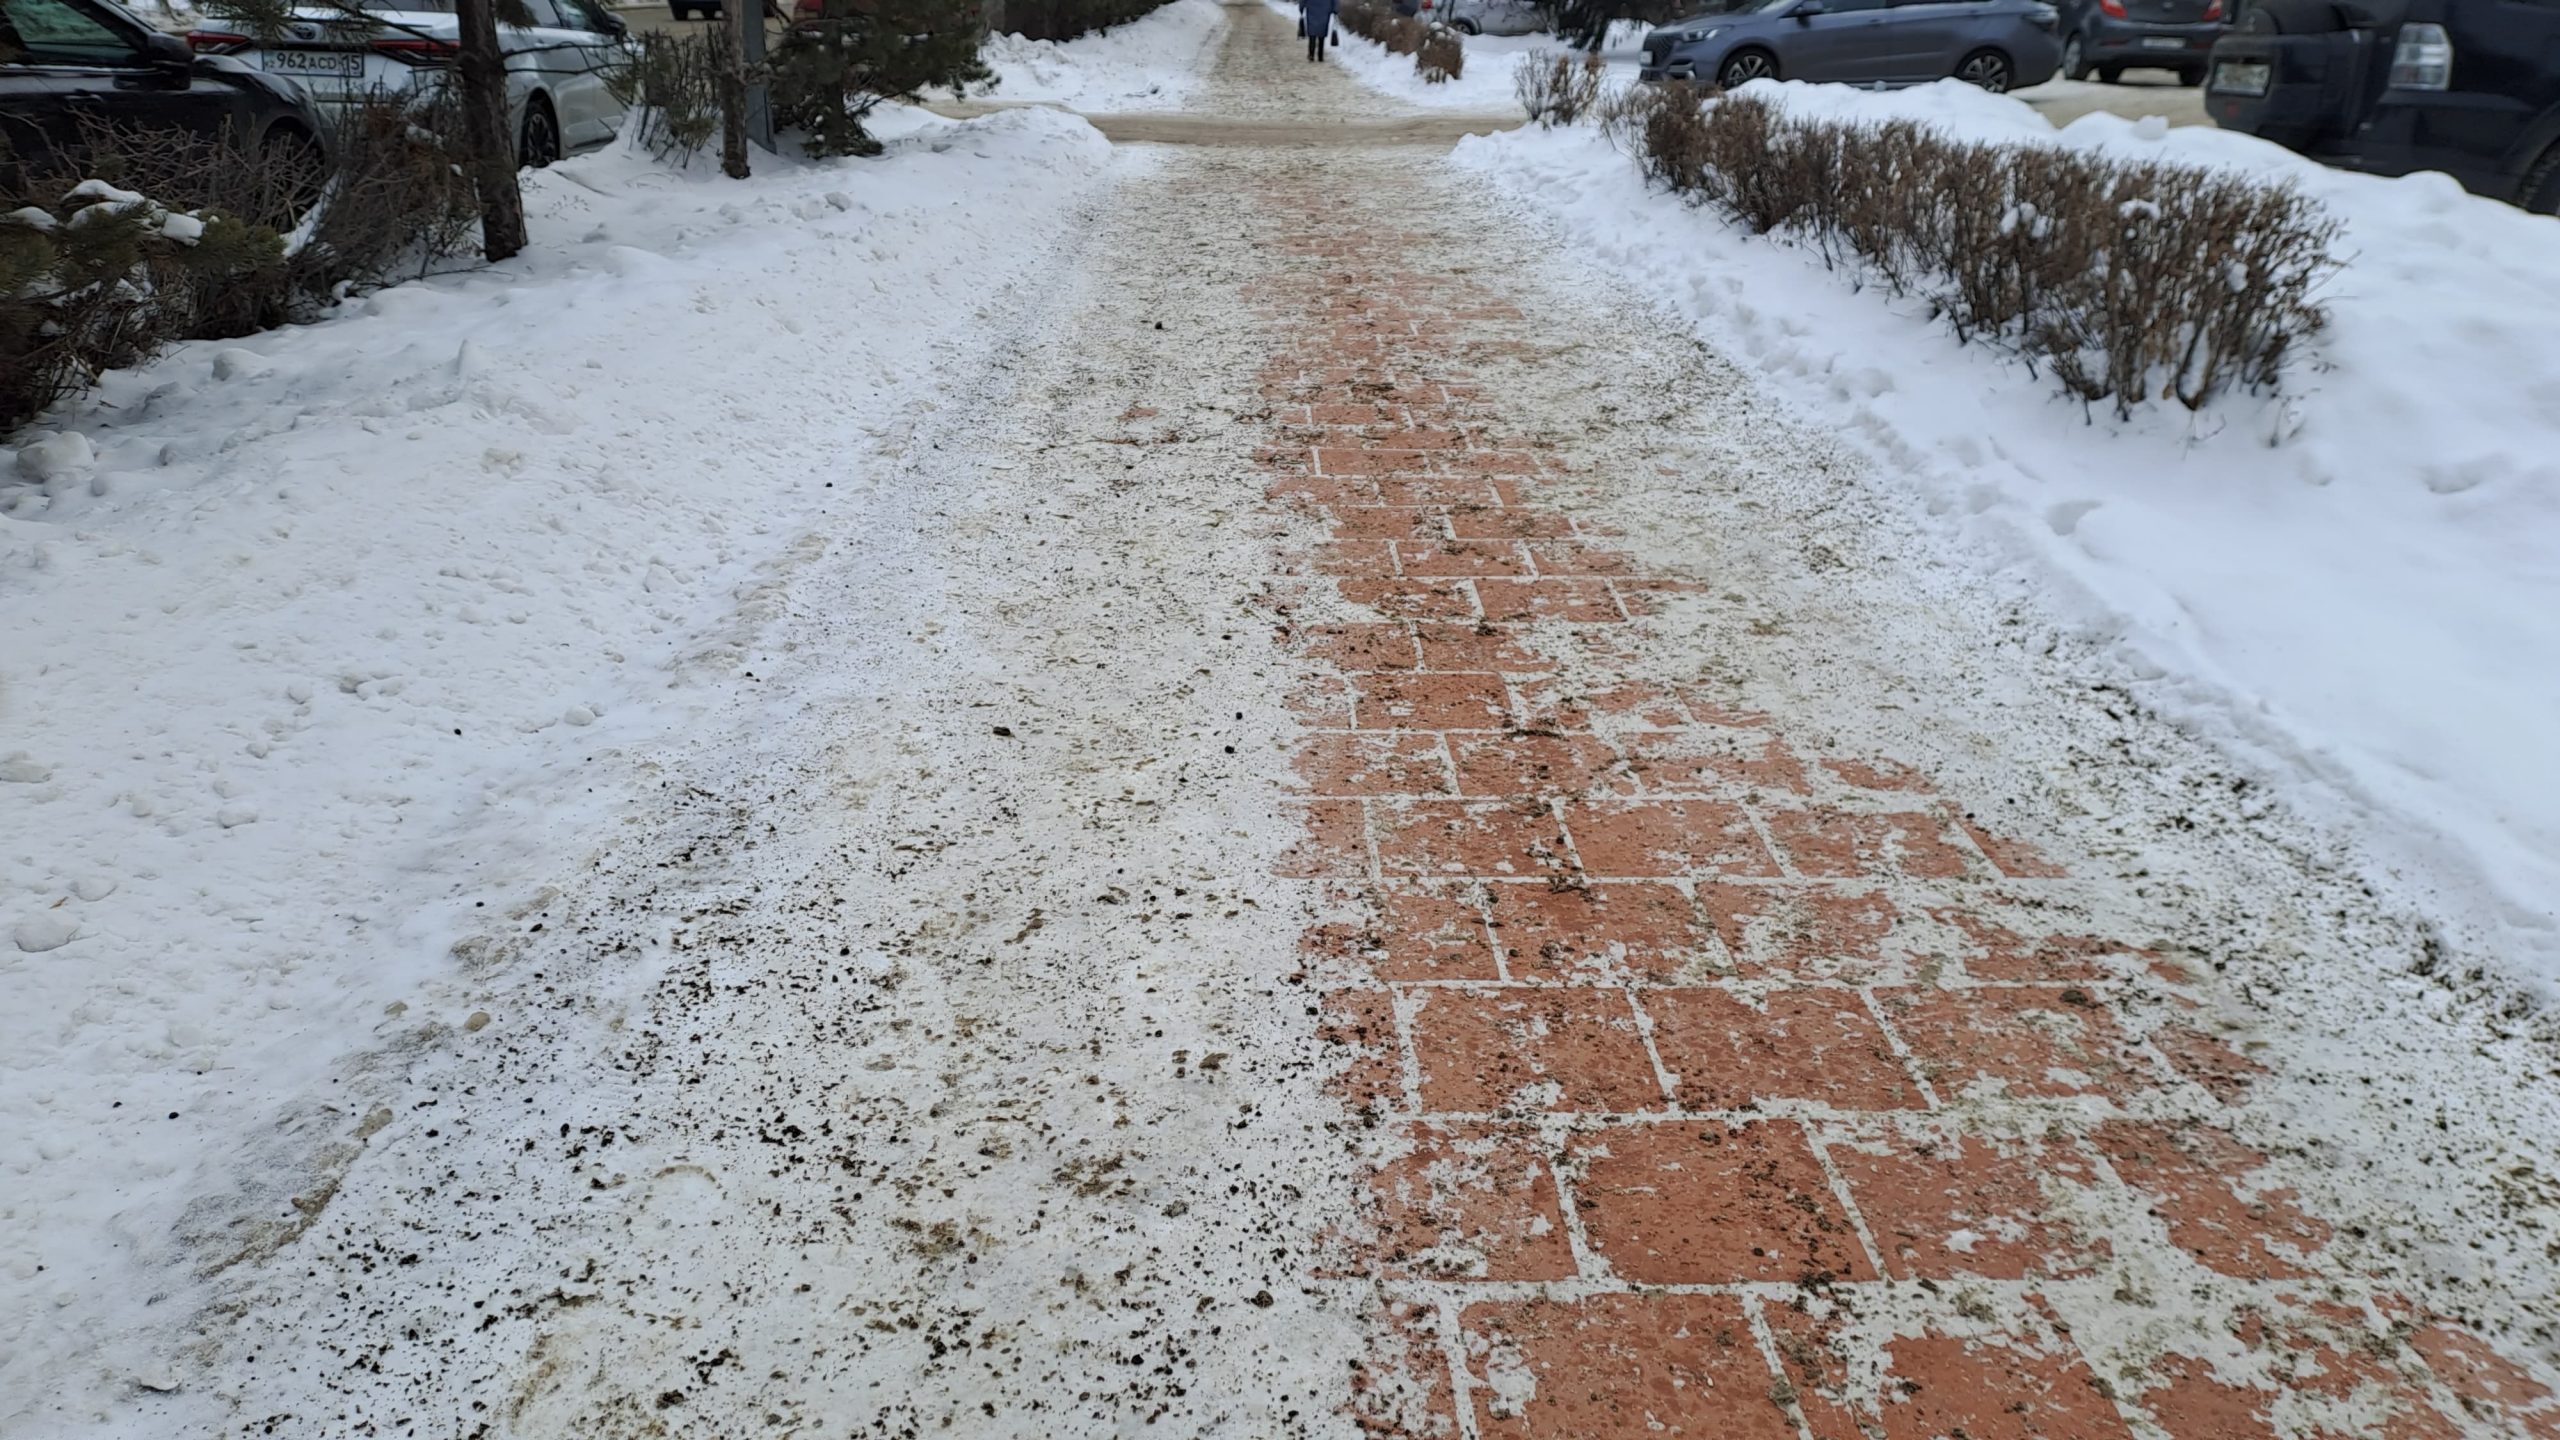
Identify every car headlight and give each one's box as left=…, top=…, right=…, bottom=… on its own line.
left=1675, top=24, right=1723, bottom=41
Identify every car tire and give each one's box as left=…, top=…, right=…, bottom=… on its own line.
left=2521, top=144, right=2560, bottom=216
left=518, top=96, right=562, bottom=170
left=1716, top=48, right=1777, bottom=89
left=2095, top=61, right=2124, bottom=82
left=2061, top=31, right=2092, bottom=80
left=1956, top=47, right=2014, bottom=92
left=1452, top=16, right=1477, bottom=32
left=2175, top=62, right=2206, bottom=85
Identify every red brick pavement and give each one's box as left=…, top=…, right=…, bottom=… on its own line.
left=1251, top=195, right=2560, bottom=1439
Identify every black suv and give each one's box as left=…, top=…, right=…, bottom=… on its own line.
left=2206, top=0, right=2560, bottom=211
left=1, top=0, right=321, bottom=181
left=2057, top=0, right=2226, bottom=85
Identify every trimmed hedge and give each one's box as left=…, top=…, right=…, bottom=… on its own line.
left=1610, top=87, right=2339, bottom=416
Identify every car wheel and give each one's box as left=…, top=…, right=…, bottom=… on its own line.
left=1716, top=48, right=1776, bottom=89
left=2095, top=61, right=2124, bottom=82
left=1452, top=16, right=1477, bottom=32
left=2061, top=31, right=2091, bottom=79
left=1956, top=47, right=2013, bottom=92
left=2521, top=145, right=2560, bottom=216
left=2175, top=62, right=2206, bottom=85
left=518, top=97, right=562, bottom=170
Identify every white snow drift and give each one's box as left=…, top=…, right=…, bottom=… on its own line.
left=978, top=0, right=1230, bottom=110
left=0, top=105, right=1118, bottom=1431
left=1459, top=79, right=2560, bottom=995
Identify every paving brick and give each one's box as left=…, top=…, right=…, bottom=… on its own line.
left=1336, top=577, right=1481, bottom=621
left=1458, top=1293, right=1798, bottom=1440
left=1958, top=817, right=2071, bottom=879
left=1311, top=885, right=1502, bottom=983
left=1352, top=671, right=1512, bottom=731
left=1621, top=730, right=1809, bottom=797
left=1292, top=622, right=1421, bottom=672
left=2091, top=1120, right=2331, bottom=1279
left=1279, top=800, right=1370, bottom=879
left=2406, top=1321, right=2560, bottom=1439
left=1522, top=541, right=1635, bottom=575
left=1821, top=757, right=1935, bottom=793
left=2147, top=1021, right=2270, bottom=1106
left=1697, top=882, right=1902, bottom=980
left=1294, top=734, right=1453, bottom=798
left=1484, top=882, right=1712, bottom=984
left=1861, top=1330, right=2134, bottom=1440
left=1478, top=578, right=1625, bottom=624
left=1876, top=984, right=2152, bottom=1100
left=1447, top=507, right=1574, bottom=539
left=1933, top=909, right=2129, bottom=983
left=1825, top=1127, right=2105, bottom=1279
left=1327, top=506, right=1450, bottom=540
left=1367, top=1121, right=1576, bottom=1281
left=1644, top=988, right=1926, bottom=1112
left=1567, top=1121, right=1872, bottom=1284
left=1320, top=986, right=1406, bottom=1119
left=1373, top=799, right=1574, bottom=879
left=1414, top=622, right=1554, bottom=674
left=1761, top=806, right=1978, bottom=880
left=1448, top=733, right=1626, bottom=798
left=1394, top=540, right=1532, bottom=577
left=1407, top=986, right=1662, bottom=1114
left=1562, top=799, right=1779, bottom=879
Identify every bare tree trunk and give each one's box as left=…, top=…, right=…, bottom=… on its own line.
left=721, top=0, right=752, bottom=178
left=455, top=0, right=527, bottom=259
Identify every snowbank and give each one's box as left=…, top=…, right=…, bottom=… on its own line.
left=1273, top=0, right=1642, bottom=111
left=1456, top=80, right=2560, bottom=993
left=0, top=105, right=1118, bottom=1428
left=978, top=0, right=1229, bottom=111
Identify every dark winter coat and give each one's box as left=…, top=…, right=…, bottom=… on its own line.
left=1300, top=0, right=1338, bottom=39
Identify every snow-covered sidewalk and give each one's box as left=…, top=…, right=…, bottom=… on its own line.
left=1458, top=79, right=2560, bottom=1000
left=0, top=106, right=1121, bottom=1431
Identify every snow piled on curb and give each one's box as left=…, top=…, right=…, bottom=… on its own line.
left=980, top=0, right=1230, bottom=110
left=1456, top=79, right=2560, bottom=995
left=1288, top=3, right=1643, bottom=113
left=0, top=104, right=1115, bottom=1429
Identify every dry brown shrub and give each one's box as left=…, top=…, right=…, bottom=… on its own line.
left=1611, top=88, right=2338, bottom=416
left=1416, top=23, right=1464, bottom=81
left=1515, top=48, right=1603, bottom=125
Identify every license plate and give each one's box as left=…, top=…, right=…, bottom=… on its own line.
left=2211, top=59, right=2270, bottom=94
left=265, top=48, right=365, bottom=77
left=2141, top=34, right=2185, bottom=49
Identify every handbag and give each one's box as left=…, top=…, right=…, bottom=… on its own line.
left=1329, top=24, right=1338, bottom=42
left=1296, top=12, right=1304, bottom=34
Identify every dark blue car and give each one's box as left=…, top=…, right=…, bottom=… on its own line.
left=1642, top=0, right=2066, bottom=94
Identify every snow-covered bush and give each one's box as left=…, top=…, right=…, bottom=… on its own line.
left=1616, top=90, right=2339, bottom=416
left=1516, top=49, right=1605, bottom=126
left=1416, top=22, right=1464, bottom=82
left=3, top=98, right=477, bottom=434
left=998, top=0, right=1182, bottom=42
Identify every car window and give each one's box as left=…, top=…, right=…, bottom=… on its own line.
left=515, top=0, right=562, bottom=24
left=556, top=0, right=611, bottom=29
left=1826, top=0, right=1889, bottom=11
left=1, top=0, right=140, bottom=64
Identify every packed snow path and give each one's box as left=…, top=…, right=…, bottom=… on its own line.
left=43, top=4, right=2560, bottom=1437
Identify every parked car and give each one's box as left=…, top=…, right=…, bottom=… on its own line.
left=2206, top=0, right=2560, bottom=211
left=186, top=0, right=631, bottom=168
left=2, top=0, right=324, bottom=181
left=2054, top=0, right=2221, bottom=84
left=1426, top=0, right=1545, bottom=34
left=1641, top=0, right=2064, bottom=93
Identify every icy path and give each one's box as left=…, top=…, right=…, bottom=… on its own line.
left=17, top=4, right=2560, bottom=1437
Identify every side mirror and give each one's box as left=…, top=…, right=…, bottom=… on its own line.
left=598, top=10, right=628, bottom=34
left=1793, top=0, right=1824, bottom=15
left=142, top=30, right=195, bottom=81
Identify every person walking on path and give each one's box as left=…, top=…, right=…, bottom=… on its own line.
left=1300, top=0, right=1336, bottom=60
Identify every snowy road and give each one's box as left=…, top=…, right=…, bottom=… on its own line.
left=10, top=3, right=2560, bottom=1437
